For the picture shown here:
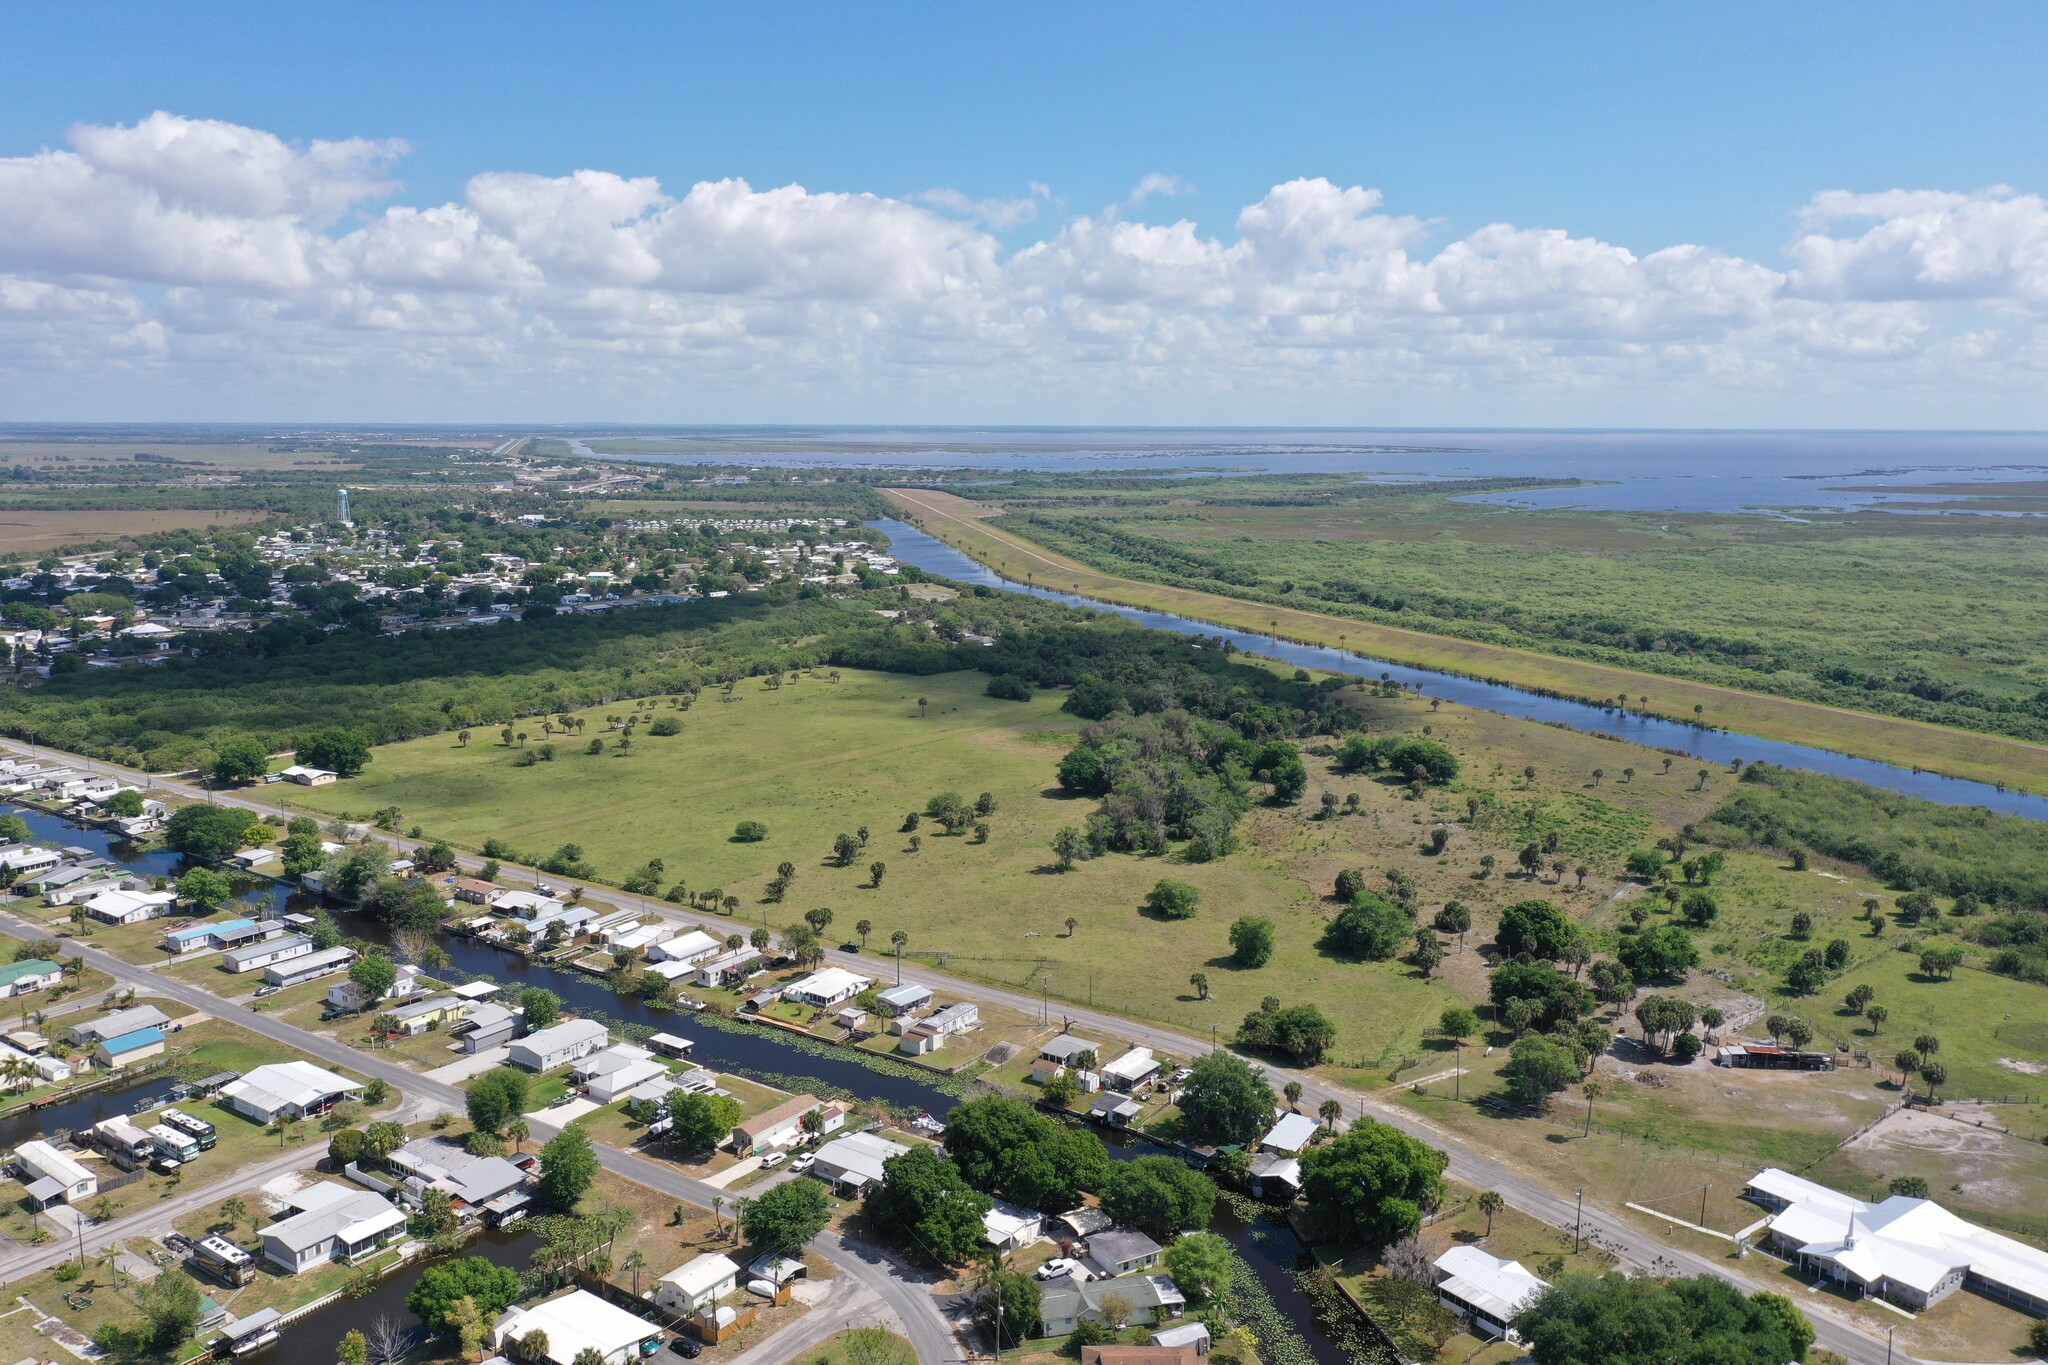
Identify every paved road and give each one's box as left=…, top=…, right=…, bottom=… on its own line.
left=0, top=898, right=952, bottom=1358
left=10, top=744, right=1901, bottom=1363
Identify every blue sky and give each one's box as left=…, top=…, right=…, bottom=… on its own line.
left=1, top=2, right=2045, bottom=423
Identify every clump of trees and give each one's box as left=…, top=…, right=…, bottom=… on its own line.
left=1299, top=1119, right=1447, bottom=1246
left=1515, top=1273, right=1813, bottom=1365
left=1334, top=734, right=1460, bottom=785
left=1236, top=997, right=1337, bottom=1064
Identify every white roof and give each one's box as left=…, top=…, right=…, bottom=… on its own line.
left=451, top=980, right=500, bottom=1000
left=517, top=1018, right=608, bottom=1053
left=494, top=1291, right=660, bottom=1365
left=1752, top=1166, right=2048, bottom=1303
left=265, top=1182, right=396, bottom=1252
left=783, top=967, right=869, bottom=1000
left=984, top=1201, right=1043, bottom=1243
left=1435, top=1245, right=1549, bottom=1322
left=84, top=888, right=174, bottom=915
left=660, top=1252, right=741, bottom=1298
left=813, top=1131, right=910, bottom=1186
left=878, top=983, right=932, bottom=1006
left=1102, top=1047, right=1159, bottom=1082
left=1262, top=1112, right=1320, bottom=1154
left=223, top=1061, right=363, bottom=1110
left=655, top=930, right=720, bottom=958
left=14, top=1140, right=92, bottom=1187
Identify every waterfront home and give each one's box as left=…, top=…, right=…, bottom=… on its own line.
left=327, top=962, right=420, bottom=1012
left=258, top=1182, right=407, bottom=1273
left=1258, top=1112, right=1319, bottom=1156
left=876, top=983, right=933, bottom=1015
left=1101, top=1047, right=1161, bottom=1093
left=1040, top=1272, right=1185, bottom=1336
left=94, top=1026, right=166, bottom=1068
left=457, top=1002, right=520, bottom=1053
left=729, top=1094, right=825, bottom=1155
left=573, top=1044, right=668, bottom=1102
left=221, top=1061, right=364, bottom=1123
left=692, top=946, right=761, bottom=987
left=222, top=934, right=313, bottom=974
left=490, top=1290, right=664, bottom=1365
left=264, top=945, right=354, bottom=988
left=647, top=930, right=721, bottom=965
left=1040, top=1033, right=1101, bottom=1067
left=1085, top=1228, right=1164, bottom=1278
left=82, top=887, right=176, bottom=925
left=809, top=1131, right=909, bottom=1196
left=780, top=967, right=870, bottom=1008
left=507, top=1018, right=609, bottom=1072
left=1433, top=1245, right=1549, bottom=1338
left=380, top=994, right=471, bottom=1035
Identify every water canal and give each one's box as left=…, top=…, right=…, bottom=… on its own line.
left=872, top=516, right=2048, bottom=821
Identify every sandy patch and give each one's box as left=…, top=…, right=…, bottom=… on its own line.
left=1997, top=1056, right=2047, bottom=1075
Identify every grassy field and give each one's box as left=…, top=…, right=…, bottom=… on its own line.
left=0, top=507, right=270, bottom=556
left=280, top=662, right=1786, bottom=1072
left=882, top=487, right=2048, bottom=793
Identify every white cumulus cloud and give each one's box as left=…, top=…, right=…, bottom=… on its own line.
left=2, top=111, right=2048, bottom=422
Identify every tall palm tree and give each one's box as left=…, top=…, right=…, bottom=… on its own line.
left=623, top=1250, right=647, bottom=1297
left=1478, top=1190, right=1505, bottom=1238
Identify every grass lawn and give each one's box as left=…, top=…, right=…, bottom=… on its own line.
left=577, top=1073, right=786, bottom=1166
left=795, top=1329, right=916, bottom=1365
left=881, top=487, right=2048, bottom=793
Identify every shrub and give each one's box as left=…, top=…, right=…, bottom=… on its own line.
left=733, top=820, right=769, bottom=842
left=985, top=674, right=1032, bottom=701
left=1143, top=879, right=1200, bottom=920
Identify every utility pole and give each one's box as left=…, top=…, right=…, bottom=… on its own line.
left=1574, top=1188, right=1584, bottom=1253
left=1700, top=1182, right=1710, bottom=1231
left=1584, top=1091, right=1594, bottom=1137
left=994, top=1292, right=1003, bottom=1362
left=1453, top=1038, right=1460, bottom=1100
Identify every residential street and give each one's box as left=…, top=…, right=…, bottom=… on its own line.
left=7, top=742, right=1902, bottom=1363
left=0, top=898, right=963, bottom=1360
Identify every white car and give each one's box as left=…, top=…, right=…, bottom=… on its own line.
left=790, top=1152, right=817, bottom=1174
left=1036, top=1257, right=1083, bottom=1282
left=760, top=1151, right=787, bottom=1169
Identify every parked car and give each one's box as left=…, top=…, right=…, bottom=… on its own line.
left=253, top=984, right=280, bottom=998
left=760, top=1151, right=787, bottom=1169
left=1036, top=1257, right=1083, bottom=1281
left=790, top=1152, right=816, bottom=1173
left=839, top=942, right=861, bottom=954
left=670, top=1337, right=702, bottom=1359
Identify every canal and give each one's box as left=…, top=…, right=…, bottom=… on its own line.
left=13, top=805, right=1359, bottom=1365
left=872, top=516, right=2048, bottom=821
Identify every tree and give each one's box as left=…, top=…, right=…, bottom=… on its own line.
left=466, top=1068, right=531, bottom=1135
left=1478, top=1189, right=1505, bottom=1237
left=865, top=1145, right=991, bottom=1267
left=1190, top=971, right=1210, bottom=1000
left=1324, top=892, right=1408, bottom=961
left=537, top=1124, right=598, bottom=1208
left=338, top=1330, right=370, bottom=1365
left=406, top=1257, right=521, bottom=1334
left=742, top=1177, right=831, bottom=1252
left=1228, top=915, right=1275, bottom=967
left=1413, top=932, right=1445, bottom=977
left=1889, top=1175, right=1930, bottom=1198
left=869, top=860, right=886, bottom=888
left=1439, top=1006, right=1479, bottom=1043
left=1681, top=891, right=1719, bottom=927
left=942, top=1096, right=1111, bottom=1211
left=211, top=736, right=271, bottom=785
left=1496, top=900, right=1579, bottom=961
left=1503, top=1035, right=1579, bottom=1109
left=164, top=803, right=257, bottom=859
left=1178, top=1050, right=1276, bottom=1145
left=976, top=1269, right=1040, bottom=1349
left=1236, top=999, right=1337, bottom=1064
left=1144, top=879, right=1200, bottom=920
left=343, top=953, right=397, bottom=1009
left=1162, top=1231, right=1234, bottom=1303
left=1300, top=1120, right=1448, bottom=1246
left=733, top=820, right=768, bottom=842
left=1433, top=900, right=1472, bottom=949
left=102, top=788, right=145, bottom=818
left=519, top=987, right=562, bottom=1027
left=297, top=727, right=372, bottom=776
left=664, top=1091, right=743, bottom=1152
left=1517, top=1273, right=1811, bottom=1365
left=1865, top=1003, right=1889, bottom=1034
left=175, top=866, right=234, bottom=913
left=833, top=832, right=861, bottom=866
left=1050, top=825, right=1088, bottom=871
left=1102, top=1155, right=1218, bottom=1239
left=1920, top=1060, right=1948, bottom=1102
left=1318, top=1098, right=1343, bottom=1130
left=1617, top=924, right=1698, bottom=982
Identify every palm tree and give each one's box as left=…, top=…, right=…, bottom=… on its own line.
left=1317, top=1099, right=1342, bottom=1131
left=711, top=1196, right=726, bottom=1240
left=890, top=929, right=909, bottom=982
left=1189, top=972, right=1210, bottom=1001
left=1283, top=1081, right=1303, bottom=1110
left=1478, top=1190, right=1505, bottom=1238
left=507, top=1117, right=530, bottom=1154
left=623, top=1249, right=647, bottom=1296
left=1064, top=916, right=1078, bottom=938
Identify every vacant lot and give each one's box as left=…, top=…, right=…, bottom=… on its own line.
left=0, top=507, right=269, bottom=556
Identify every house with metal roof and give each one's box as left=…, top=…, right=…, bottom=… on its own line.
left=656, top=1253, right=742, bottom=1314
left=1040, top=1033, right=1102, bottom=1066
left=95, top=1026, right=166, bottom=1068
left=876, top=983, right=933, bottom=1015
left=82, top=888, right=176, bottom=925
left=64, top=1004, right=169, bottom=1046
left=810, top=1131, right=910, bottom=1196
left=1259, top=1112, right=1320, bottom=1156
left=221, top=1061, right=364, bottom=1123
left=1039, top=1272, right=1186, bottom=1336
left=1433, top=1245, right=1549, bottom=1336
left=574, top=1044, right=670, bottom=1102
left=508, top=1018, right=609, bottom=1072
left=1746, top=1167, right=2048, bottom=1314
left=264, top=945, right=354, bottom=988
left=490, top=1290, right=664, bottom=1365
left=223, top=933, right=313, bottom=973
left=258, top=1182, right=407, bottom=1273
left=457, top=1001, right=520, bottom=1053
left=12, top=1140, right=96, bottom=1205
left=0, top=959, right=62, bottom=997
left=1085, top=1228, right=1165, bottom=1278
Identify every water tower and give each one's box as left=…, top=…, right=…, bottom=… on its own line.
left=337, top=487, right=352, bottom=524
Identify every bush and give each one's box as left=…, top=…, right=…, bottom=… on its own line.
left=1144, top=879, right=1201, bottom=920
left=1324, top=892, right=1407, bottom=960
left=733, top=820, right=769, bottom=842
left=985, top=674, right=1032, bottom=701
left=648, top=716, right=682, bottom=736
left=1228, top=915, right=1275, bottom=967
